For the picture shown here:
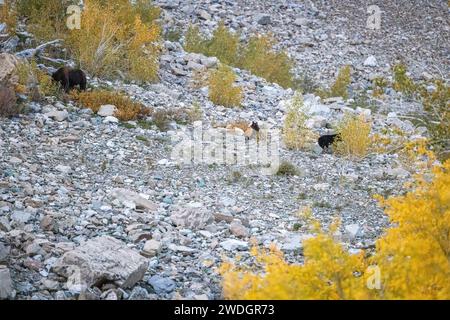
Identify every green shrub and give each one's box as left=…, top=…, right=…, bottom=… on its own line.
left=184, top=24, right=294, bottom=89
left=276, top=161, right=299, bottom=176
left=208, top=64, right=243, bottom=107
left=283, top=92, right=317, bottom=150
left=392, top=64, right=417, bottom=97
left=316, top=65, right=352, bottom=100
left=238, top=35, right=294, bottom=88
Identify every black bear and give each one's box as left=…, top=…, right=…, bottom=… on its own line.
left=51, top=67, right=87, bottom=92
left=318, top=133, right=341, bottom=149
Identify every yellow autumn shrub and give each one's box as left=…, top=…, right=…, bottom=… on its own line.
left=0, top=0, right=17, bottom=34
left=221, top=159, right=450, bottom=300
left=283, top=92, right=317, bottom=150
left=238, top=34, right=294, bottom=88
left=334, top=113, right=372, bottom=159
left=66, top=0, right=161, bottom=82
left=316, top=65, right=352, bottom=100
left=208, top=64, right=242, bottom=108
left=70, top=90, right=146, bottom=121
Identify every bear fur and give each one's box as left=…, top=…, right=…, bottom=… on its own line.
left=51, top=67, right=87, bottom=92
left=318, top=133, right=340, bottom=149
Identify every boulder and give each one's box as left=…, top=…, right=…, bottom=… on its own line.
left=170, top=202, right=213, bottom=229
left=0, top=53, right=20, bottom=87
left=97, top=105, right=117, bottom=117
left=53, top=236, right=148, bottom=293
left=111, top=188, right=158, bottom=211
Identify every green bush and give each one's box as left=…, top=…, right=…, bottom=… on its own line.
left=208, top=64, right=243, bottom=108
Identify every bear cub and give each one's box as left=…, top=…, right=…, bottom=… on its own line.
left=52, top=67, right=87, bottom=92
left=318, top=133, right=341, bottom=149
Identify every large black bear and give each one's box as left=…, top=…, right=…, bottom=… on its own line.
left=52, top=67, right=87, bottom=92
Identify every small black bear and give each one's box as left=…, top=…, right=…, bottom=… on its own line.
left=52, top=67, right=87, bottom=92
left=318, top=133, right=341, bottom=149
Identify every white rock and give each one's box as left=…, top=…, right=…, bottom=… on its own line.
left=364, top=55, right=378, bottom=67
left=142, top=239, right=161, bottom=258
left=220, top=239, right=248, bottom=251
left=280, top=233, right=313, bottom=252
left=55, top=165, right=71, bottom=174
left=97, top=105, right=117, bottom=117
left=345, top=224, right=360, bottom=240
left=111, top=188, right=158, bottom=212
left=45, top=110, right=69, bottom=122
left=103, top=116, right=119, bottom=124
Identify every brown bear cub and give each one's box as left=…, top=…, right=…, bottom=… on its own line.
left=52, top=67, right=87, bottom=92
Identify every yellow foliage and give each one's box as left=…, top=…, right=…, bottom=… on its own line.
left=316, top=65, right=352, bottom=100
left=66, top=0, right=161, bottom=82
left=238, top=34, right=294, bottom=88
left=221, top=160, right=450, bottom=300
left=372, top=77, right=388, bottom=98
left=374, top=160, right=450, bottom=299
left=16, top=0, right=69, bottom=41
left=208, top=64, right=243, bottom=108
left=184, top=25, right=294, bottom=88
left=15, top=60, right=59, bottom=99
left=283, top=92, right=317, bottom=150
left=0, top=0, right=17, bottom=34
left=70, top=90, right=145, bottom=121
left=334, top=113, right=372, bottom=159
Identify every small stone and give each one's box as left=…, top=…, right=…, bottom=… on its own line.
left=11, top=210, right=32, bottom=224
left=0, top=243, right=10, bottom=263
left=45, top=110, right=69, bottom=122
left=364, top=55, right=378, bottom=67
left=220, top=239, right=248, bottom=251
left=256, top=14, right=271, bottom=25
left=345, top=224, right=361, bottom=240
left=97, top=105, right=117, bottom=117
left=148, top=275, right=176, bottom=295
left=55, top=165, right=71, bottom=174
left=103, top=116, right=119, bottom=124
left=141, top=239, right=161, bottom=258
left=229, top=220, right=249, bottom=238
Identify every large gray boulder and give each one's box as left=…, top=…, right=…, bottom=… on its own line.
left=53, top=236, right=148, bottom=293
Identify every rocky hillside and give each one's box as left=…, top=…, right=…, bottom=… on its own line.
left=0, top=0, right=448, bottom=300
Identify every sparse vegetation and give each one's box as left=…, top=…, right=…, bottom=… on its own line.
left=316, top=65, right=352, bottom=100
left=0, top=0, right=17, bottom=35
left=283, top=92, right=317, bottom=150
left=15, top=60, right=60, bottom=100
left=0, top=85, right=20, bottom=117
left=184, top=24, right=294, bottom=88
left=371, top=77, right=388, bottom=98
left=70, top=90, right=147, bottom=121
left=208, top=64, right=243, bottom=107
left=392, top=63, right=417, bottom=97
left=238, top=34, right=294, bottom=88
left=276, top=161, right=299, bottom=176
left=334, top=113, right=372, bottom=159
